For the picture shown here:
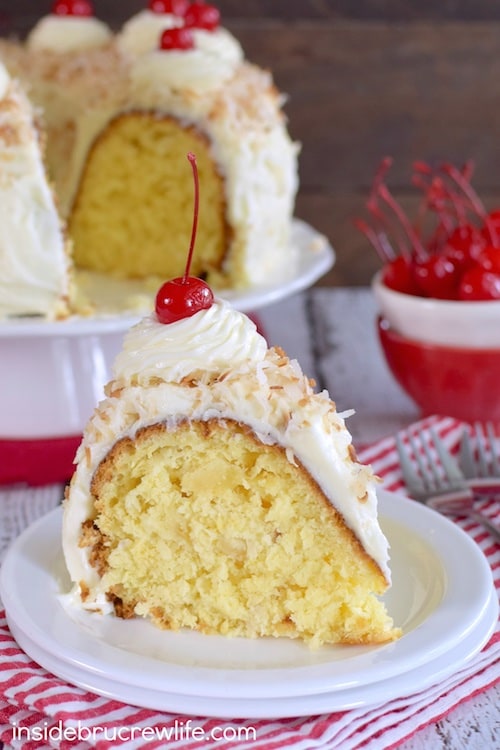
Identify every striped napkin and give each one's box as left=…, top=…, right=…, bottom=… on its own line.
left=0, top=415, right=498, bottom=750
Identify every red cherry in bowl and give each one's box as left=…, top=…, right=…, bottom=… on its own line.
left=148, top=0, right=189, bottom=15
left=381, top=255, right=420, bottom=295
left=155, top=152, right=214, bottom=324
left=458, top=266, right=500, bottom=301
left=411, top=255, right=460, bottom=299
left=184, top=1, right=220, bottom=31
left=477, top=245, right=500, bottom=274
left=160, top=26, right=194, bottom=50
left=52, top=0, right=94, bottom=16
left=442, top=224, right=484, bottom=273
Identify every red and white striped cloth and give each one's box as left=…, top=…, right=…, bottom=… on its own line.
left=0, top=416, right=499, bottom=750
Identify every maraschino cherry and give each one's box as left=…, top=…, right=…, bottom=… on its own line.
left=52, top=0, right=94, bottom=16
left=160, top=26, right=194, bottom=50
left=184, top=1, right=220, bottom=31
left=155, top=153, right=214, bottom=324
left=148, top=0, right=189, bottom=15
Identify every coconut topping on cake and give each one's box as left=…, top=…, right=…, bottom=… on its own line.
left=0, top=62, right=71, bottom=319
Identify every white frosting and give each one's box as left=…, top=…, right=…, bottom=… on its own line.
left=0, top=64, right=70, bottom=319
left=117, top=10, right=184, bottom=57
left=63, top=301, right=391, bottom=610
left=113, top=300, right=267, bottom=383
left=27, top=15, right=112, bottom=53
left=131, top=43, right=237, bottom=94
left=192, top=27, right=243, bottom=66
left=117, top=9, right=243, bottom=66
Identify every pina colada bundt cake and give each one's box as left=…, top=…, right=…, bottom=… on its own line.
left=62, top=155, right=400, bottom=648
left=0, top=0, right=299, bottom=321
left=0, top=62, right=72, bottom=319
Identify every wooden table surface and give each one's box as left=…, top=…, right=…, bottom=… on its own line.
left=0, top=286, right=498, bottom=750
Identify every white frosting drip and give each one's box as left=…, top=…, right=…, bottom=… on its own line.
left=113, top=300, right=267, bottom=384
left=63, top=303, right=391, bottom=607
left=27, top=15, right=112, bottom=52
left=0, top=64, right=70, bottom=319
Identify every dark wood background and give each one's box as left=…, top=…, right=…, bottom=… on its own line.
left=2, top=1, right=500, bottom=286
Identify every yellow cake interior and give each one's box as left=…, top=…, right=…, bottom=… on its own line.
left=80, top=418, right=399, bottom=647
left=69, top=113, right=228, bottom=282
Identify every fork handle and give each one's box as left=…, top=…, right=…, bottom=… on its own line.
left=427, top=489, right=474, bottom=511
left=466, top=478, right=500, bottom=495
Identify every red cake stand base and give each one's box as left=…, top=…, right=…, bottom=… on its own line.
left=0, top=436, right=81, bottom=487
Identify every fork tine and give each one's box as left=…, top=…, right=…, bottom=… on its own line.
left=397, top=429, right=473, bottom=506
left=398, top=430, right=454, bottom=495
left=396, top=435, right=425, bottom=496
left=475, top=422, right=490, bottom=477
left=408, top=433, right=436, bottom=491
left=486, top=422, right=500, bottom=476
left=459, top=422, right=500, bottom=482
left=459, top=430, right=477, bottom=479
left=417, top=432, right=447, bottom=491
left=429, top=428, right=465, bottom=486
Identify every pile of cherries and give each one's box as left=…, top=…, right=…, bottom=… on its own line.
left=154, top=0, right=221, bottom=51
left=52, top=0, right=220, bottom=50
left=357, top=158, right=500, bottom=301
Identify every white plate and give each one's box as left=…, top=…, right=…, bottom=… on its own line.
left=1, top=491, right=497, bottom=716
left=0, top=219, right=334, bottom=338
left=7, top=589, right=497, bottom=718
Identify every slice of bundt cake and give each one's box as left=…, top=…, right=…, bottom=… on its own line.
left=63, top=150, right=399, bottom=647
left=62, top=294, right=400, bottom=647
left=0, top=61, right=72, bottom=319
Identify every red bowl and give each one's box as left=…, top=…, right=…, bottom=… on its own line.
left=0, top=435, right=81, bottom=486
left=378, top=317, right=500, bottom=423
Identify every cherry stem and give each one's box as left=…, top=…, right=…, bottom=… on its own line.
left=184, top=152, right=199, bottom=282
left=357, top=157, right=500, bottom=261
left=353, top=218, right=396, bottom=263
left=441, top=162, right=499, bottom=248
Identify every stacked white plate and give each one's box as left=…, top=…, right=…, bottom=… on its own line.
left=0, top=490, right=497, bottom=719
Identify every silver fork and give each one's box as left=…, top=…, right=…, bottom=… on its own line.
left=396, top=428, right=500, bottom=542
left=459, top=422, right=500, bottom=493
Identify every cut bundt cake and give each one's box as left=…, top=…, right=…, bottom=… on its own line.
left=0, top=61, right=72, bottom=319
left=63, top=291, right=401, bottom=647
left=0, top=0, right=299, bottom=318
